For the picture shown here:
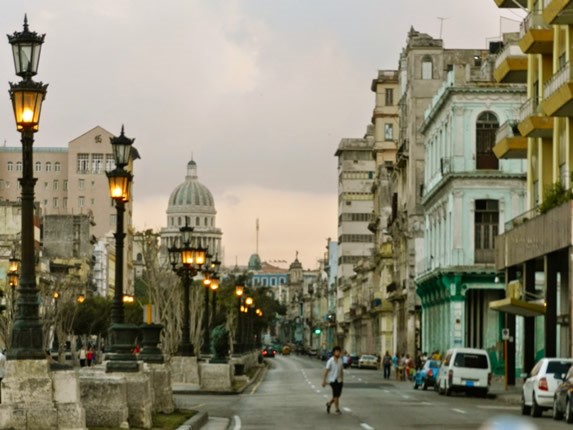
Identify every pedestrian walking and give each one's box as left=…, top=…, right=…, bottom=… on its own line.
left=322, top=345, right=344, bottom=415
left=382, top=351, right=392, bottom=379
left=79, top=346, right=87, bottom=367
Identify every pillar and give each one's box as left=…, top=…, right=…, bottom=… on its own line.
left=545, top=253, right=558, bottom=358
left=523, top=259, right=536, bottom=375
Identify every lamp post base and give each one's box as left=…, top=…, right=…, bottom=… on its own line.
left=177, top=342, right=194, bottom=357
left=106, top=323, right=139, bottom=373
left=139, top=323, right=164, bottom=364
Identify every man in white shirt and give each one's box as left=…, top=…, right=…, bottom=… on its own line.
left=322, top=345, right=344, bottom=414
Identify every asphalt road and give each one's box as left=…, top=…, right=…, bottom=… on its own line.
left=174, top=354, right=570, bottom=430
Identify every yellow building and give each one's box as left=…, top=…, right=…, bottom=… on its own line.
left=493, top=0, right=573, bottom=382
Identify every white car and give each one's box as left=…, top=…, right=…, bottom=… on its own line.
left=435, top=348, right=491, bottom=397
left=522, top=358, right=573, bottom=417
left=358, top=354, right=378, bottom=369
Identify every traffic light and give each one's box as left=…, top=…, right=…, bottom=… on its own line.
left=313, top=328, right=321, bottom=335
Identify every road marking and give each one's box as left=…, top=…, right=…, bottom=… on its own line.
left=383, top=390, right=390, bottom=393
left=452, top=408, right=466, bottom=414
left=361, top=424, right=374, bottom=430
left=316, top=390, right=321, bottom=393
left=477, top=405, right=519, bottom=411
left=358, top=378, right=363, bottom=382
left=401, top=395, right=411, bottom=399
left=343, top=407, right=351, bottom=412
left=192, top=403, right=205, bottom=409
left=233, top=415, right=241, bottom=430
left=421, top=402, right=432, bottom=405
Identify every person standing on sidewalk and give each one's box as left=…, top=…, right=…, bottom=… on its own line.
left=322, top=346, right=344, bottom=415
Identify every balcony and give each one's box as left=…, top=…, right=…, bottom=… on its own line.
left=517, top=97, right=553, bottom=138
left=496, top=200, right=573, bottom=270
left=493, top=43, right=527, bottom=83
left=494, top=0, right=527, bottom=7
left=493, top=120, right=527, bottom=159
left=475, top=248, right=495, bottom=265
left=519, top=12, right=554, bottom=54
left=543, top=0, right=573, bottom=25
left=541, top=63, right=573, bottom=117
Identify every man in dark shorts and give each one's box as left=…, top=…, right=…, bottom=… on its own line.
left=322, top=346, right=344, bottom=414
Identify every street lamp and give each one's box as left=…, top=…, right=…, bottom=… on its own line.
left=106, top=126, right=138, bottom=371
left=51, top=291, right=59, bottom=353
left=168, top=218, right=206, bottom=356
left=244, top=296, right=254, bottom=351
left=7, top=254, right=20, bottom=320
left=7, top=16, right=48, bottom=360
left=308, top=285, right=314, bottom=349
left=200, top=252, right=221, bottom=355
left=234, top=284, right=244, bottom=354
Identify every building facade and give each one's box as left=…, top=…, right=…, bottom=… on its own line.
left=334, top=131, right=376, bottom=354
left=492, top=0, right=573, bottom=383
left=416, top=63, right=527, bottom=371
left=388, top=28, right=497, bottom=358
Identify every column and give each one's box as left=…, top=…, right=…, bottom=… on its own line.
left=545, top=253, right=558, bottom=358
left=523, top=259, right=536, bottom=375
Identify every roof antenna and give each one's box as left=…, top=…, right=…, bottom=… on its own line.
left=437, top=17, right=449, bottom=39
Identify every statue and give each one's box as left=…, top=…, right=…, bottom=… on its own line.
left=210, top=324, right=229, bottom=363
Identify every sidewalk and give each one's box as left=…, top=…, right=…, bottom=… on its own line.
left=489, top=376, right=523, bottom=405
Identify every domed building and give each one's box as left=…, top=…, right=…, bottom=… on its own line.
left=161, top=159, right=222, bottom=257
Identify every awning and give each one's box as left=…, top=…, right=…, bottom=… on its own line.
left=489, top=297, right=545, bottom=317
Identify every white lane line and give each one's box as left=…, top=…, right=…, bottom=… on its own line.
left=401, top=395, right=411, bottom=399
left=383, top=390, right=390, bottom=393
left=421, top=402, right=432, bottom=405
left=233, top=415, right=242, bottom=430
left=343, top=407, right=352, bottom=412
left=361, top=424, right=374, bottom=430
left=316, top=390, right=321, bottom=393
left=358, top=378, right=363, bottom=382
left=477, top=405, right=519, bottom=411
left=452, top=408, right=466, bottom=414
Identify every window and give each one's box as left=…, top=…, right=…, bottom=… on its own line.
left=196, top=217, right=200, bottom=226
left=77, top=154, right=89, bottom=173
left=7, top=162, right=13, bottom=171
left=79, top=179, right=85, bottom=190
left=385, top=88, right=393, bottom=106
left=384, top=123, right=394, bottom=141
left=16, top=161, right=22, bottom=171
left=63, top=197, right=67, bottom=208
left=54, top=161, right=61, bottom=172
left=105, top=154, right=114, bottom=171
left=271, top=278, right=276, bottom=286
left=45, top=162, right=52, bottom=172
left=422, top=56, right=433, bottom=79
left=63, top=180, right=68, bottom=191
left=44, top=182, right=48, bottom=190
left=204, top=217, right=208, bottom=226
left=92, top=154, right=104, bottom=173
left=476, top=111, right=499, bottom=170
left=53, top=198, right=58, bottom=208
left=474, top=199, right=499, bottom=264
left=53, top=180, right=58, bottom=190
left=91, top=198, right=95, bottom=205
left=35, top=161, right=41, bottom=172
left=78, top=196, right=85, bottom=207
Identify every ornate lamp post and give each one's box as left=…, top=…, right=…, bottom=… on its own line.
left=51, top=291, right=59, bottom=353
left=244, top=296, right=254, bottom=351
left=234, top=284, right=244, bottom=354
left=7, top=254, right=20, bottom=320
left=209, top=276, right=220, bottom=331
left=200, top=252, right=220, bottom=355
left=7, top=16, right=48, bottom=360
left=308, top=285, right=314, bottom=349
left=168, top=219, right=206, bottom=356
left=106, top=126, right=138, bottom=372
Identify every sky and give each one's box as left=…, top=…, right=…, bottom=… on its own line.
left=0, top=1, right=525, bottom=269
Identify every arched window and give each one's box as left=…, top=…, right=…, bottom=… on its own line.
left=7, top=162, right=12, bottom=171
left=196, top=217, right=200, bottom=226
left=476, top=111, right=499, bottom=170
left=178, top=216, right=182, bottom=226
left=204, top=217, right=208, bottom=226
left=422, top=56, right=433, bottom=79
left=54, top=161, right=61, bottom=172
left=16, top=161, right=22, bottom=171
left=45, top=162, right=52, bottom=172
left=136, top=253, right=143, bottom=262
left=35, top=161, right=41, bottom=172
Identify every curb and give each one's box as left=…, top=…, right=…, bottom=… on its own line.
left=177, top=411, right=209, bottom=430
left=172, top=363, right=268, bottom=396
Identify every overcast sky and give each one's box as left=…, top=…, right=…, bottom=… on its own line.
left=0, top=1, right=524, bottom=269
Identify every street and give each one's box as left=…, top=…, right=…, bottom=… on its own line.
left=174, top=355, right=570, bottom=429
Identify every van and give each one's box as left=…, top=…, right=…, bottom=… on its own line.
left=435, top=348, right=491, bottom=397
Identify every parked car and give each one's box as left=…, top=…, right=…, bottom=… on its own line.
left=358, top=354, right=378, bottom=369
left=261, top=346, right=276, bottom=358
left=436, top=348, right=491, bottom=397
left=413, top=360, right=441, bottom=390
left=552, top=365, right=573, bottom=422
left=349, top=354, right=360, bottom=368
left=522, top=357, right=573, bottom=417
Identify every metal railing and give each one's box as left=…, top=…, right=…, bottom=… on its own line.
left=520, top=11, right=549, bottom=39
left=504, top=206, right=540, bottom=231
left=519, top=97, right=540, bottom=122
left=494, top=43, right=524, bottom=70
left=495, top=120, right=520, bottom=145
left=544, top=63, right=573, bottom=99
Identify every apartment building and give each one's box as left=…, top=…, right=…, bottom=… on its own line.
left=334, top=130, right=376, bottom=354
left=492, top=0, right=573, bottom=383
left=369, top=70, right=399, bottom=357
left=388, top=28, right=492, bottom=358
left=416, top=61, right=526, bottom=369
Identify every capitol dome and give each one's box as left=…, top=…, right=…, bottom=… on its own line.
left=162, top=159, right=223, bottom=259
left=167, top=160, right=215, bottom=214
